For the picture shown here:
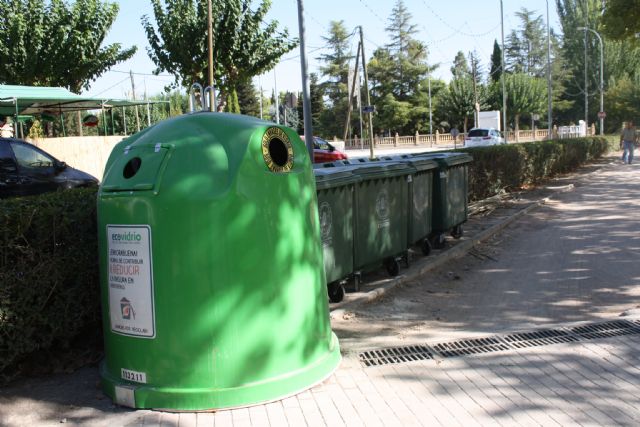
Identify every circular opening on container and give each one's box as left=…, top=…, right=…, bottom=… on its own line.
left=268, top=138, right=289, bottom=167
left=123, top=157, right=142, bottom=179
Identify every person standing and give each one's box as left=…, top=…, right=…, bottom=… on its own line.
left=620, top=121, right=637, bottom=164
left=0, top=116, right=14, bottom=138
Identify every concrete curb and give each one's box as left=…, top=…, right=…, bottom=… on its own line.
left=330, top=183, right=576, bottom=316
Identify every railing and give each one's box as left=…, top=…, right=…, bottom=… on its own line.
left=343, top=127, right=595, bottom=149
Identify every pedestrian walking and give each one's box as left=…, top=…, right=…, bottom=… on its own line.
left=620, top=121, right=637, bottom=164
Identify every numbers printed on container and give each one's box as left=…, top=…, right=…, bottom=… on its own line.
left=121, top=368, right=147, bottom=384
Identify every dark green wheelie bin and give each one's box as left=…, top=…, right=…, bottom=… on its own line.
left=412, top=152, right=473, bottom=248
left=314, top=167, right=359, bottom=303
left=350, top=162, right=412, bottom=277
left=375, top=155, right=440, bottom=256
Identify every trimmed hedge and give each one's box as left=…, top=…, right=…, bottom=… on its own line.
left=0, top=188, right=100, bottom=383
left=0, top=136, right=615, bottom=383
left=461, top=137, right=612, bottom=201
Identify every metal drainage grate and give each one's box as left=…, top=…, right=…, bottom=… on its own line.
left=503, top=329, right=579, bottom=349
left=431, top=337, right=510, bottom=358
left=358, top=320, right=640, bottom=368
left=359, top=345, right=435, bottom=367
left=569, top=320, right=640, bottom=340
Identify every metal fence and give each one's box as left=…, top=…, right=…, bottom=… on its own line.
left=344, top=126, right=595, bottom=149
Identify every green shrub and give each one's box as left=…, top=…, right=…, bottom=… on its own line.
left=461, top=137, right=610, bottom=201
left=0, top=188, right=100, bottom=384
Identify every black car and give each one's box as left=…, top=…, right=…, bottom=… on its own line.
left=0, top=137, right=98, bottom=198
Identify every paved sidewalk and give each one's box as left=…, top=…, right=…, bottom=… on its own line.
left=1, top=155, right=639, bottom=426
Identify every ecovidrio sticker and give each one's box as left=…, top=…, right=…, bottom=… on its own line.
left=107, top=225, right=155, bottom=338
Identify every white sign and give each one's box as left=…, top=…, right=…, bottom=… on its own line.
left=107, top=225, right=155, bottom=338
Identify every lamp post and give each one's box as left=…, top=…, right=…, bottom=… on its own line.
left=500, top=0, right=507, bottom=142
left=578, top=27, right=604, bottom=135
left=546, top=0, right=552, bottom=138
left=297, top=0, right=314, bottom=158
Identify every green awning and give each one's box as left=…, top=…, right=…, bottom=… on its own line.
left=0, top=84, right=167, bottom=117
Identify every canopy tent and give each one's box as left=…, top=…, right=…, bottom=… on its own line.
left=0, top=84, right=168, bottom=137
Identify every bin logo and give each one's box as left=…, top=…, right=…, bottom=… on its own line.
left=261, top=127, right=294, bottom=173
left=375, top=189, right=390, bottom=221
left=120, top=297, right=136, bottom=320
left=319, top=202, right=333, bottom=243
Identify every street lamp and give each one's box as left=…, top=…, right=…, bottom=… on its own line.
left=578, top=27, right=604, bottom=135
left=545, top=0, right=552, bottom=138
left=500, top=0, right=507, bottom=143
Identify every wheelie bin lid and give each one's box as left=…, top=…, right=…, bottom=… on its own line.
left=314, top=167, right=359, bottom=189
left=378, top=155, right=438, bottom=172
left=348, top=161, right=413, bottom=179
left=412, top=152, right=473, bottom=167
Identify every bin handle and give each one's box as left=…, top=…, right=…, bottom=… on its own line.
left=189, top=83, right=204, bottom=113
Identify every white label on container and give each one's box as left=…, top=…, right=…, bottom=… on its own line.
left=121, top=368, right=147, bottom=384
left=107, top=225, right=155, bottom=338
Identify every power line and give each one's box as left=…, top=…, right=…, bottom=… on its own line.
left=419, top=0, right=500, bottom=38
left=87, top=76, right=131, bottom=97
left=107, top=69, right=174, bottom=78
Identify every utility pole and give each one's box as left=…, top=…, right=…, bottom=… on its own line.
left=579, top=27, right=604, bottom=135
left=471, top=52, right=478, bottom=128
left=428, top=70, right=433, bottom=146
left=130, top=70, right=141, bottom=132
left=584, top=2, right=589, bottom=128
left=546, top=0, right=552, bottom=138
left=258, top=76, right=263, bottom=120
left=343, top=42, right=361, bottom=142
left=207, top=0, right=215, bottom=111
left=297, top=0, right=314, bottom=158
left=274, top=68, right=279, bottom=124
left=500, top=0, right=507, bottom=142
left=359, top=26, right=375, bottom=159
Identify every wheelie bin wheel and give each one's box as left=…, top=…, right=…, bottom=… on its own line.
left=421, top=238, right=432, bottom=256
left=451, top=224, right=464, bottom=239
left=328, top=282, right=345, bottom=303
left=385, top=257, right=400, bottom=277
left=431, top=233, right=446, bottom=249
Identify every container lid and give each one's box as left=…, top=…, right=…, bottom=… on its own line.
left=349, top=161, right=413, bottom=179
left=412, top=152, right=473, bottom=167
left=314, top=167, right=359, bottom=189
left=377, top=156, right=438, bottom=172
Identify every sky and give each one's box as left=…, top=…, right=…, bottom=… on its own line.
left=86, top=0, right=562, bottom=101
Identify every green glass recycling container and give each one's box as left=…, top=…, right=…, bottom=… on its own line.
left=97, top=112, right=340, bottom=410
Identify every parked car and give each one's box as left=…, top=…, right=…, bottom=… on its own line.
left=302, top=136, right=349, bottom=163
left=464, top=128, right=505, bottom=147
left=0, top=137, right=98, bottom=198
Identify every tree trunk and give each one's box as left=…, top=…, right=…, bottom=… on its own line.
left=515, top=113, right=520, bottom=142
left=77, top=111, right=83, bottom=136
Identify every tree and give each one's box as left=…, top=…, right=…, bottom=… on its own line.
left=384, top=0, right=428, bottom=99
left=505, top=8, right=547, bottom=77
left=142, top=0, right=297, bottom=113
left=604, top=73, right=640, bottom=131
left=367, top=0, right=431, bottom=134
left=504, top=73, right=546, bottom=132
left=0, top=0, right=136, bottom=92
left=438, top=77, right=489, bottom=133
left=316, top=20, right=353, bottom=138
left=601, top=0, right=640, bottom=44
left=489, top=40, right=503, bottom=83
left=236, top=79, right=260, bottom=117
left=451, top=51, right=470, bottom=79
